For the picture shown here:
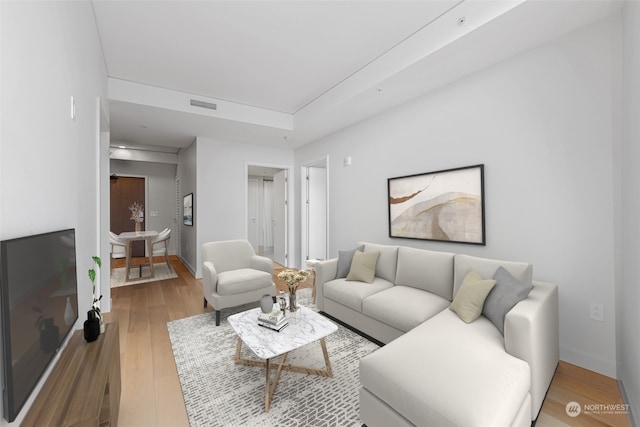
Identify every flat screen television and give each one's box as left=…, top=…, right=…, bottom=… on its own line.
left=0, top=228, right=78, bottom=422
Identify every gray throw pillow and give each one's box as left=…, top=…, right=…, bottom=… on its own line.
left=336, top=245, right=364, bottom=278
left=483, top=266, right=533, bottom=335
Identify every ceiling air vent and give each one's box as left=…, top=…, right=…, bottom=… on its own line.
left=190, top=99, right=217, bottom=110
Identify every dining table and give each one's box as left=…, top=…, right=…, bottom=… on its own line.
left=119, top=230, right=158, bottom=282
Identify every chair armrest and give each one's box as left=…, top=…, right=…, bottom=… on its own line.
left=249, top=255, right=274, bottom=275
left=314, top=258, right=338, bottom=311
left=504, top=280, right=559, bottom=420
left=202, top=261, right=218, bottom=298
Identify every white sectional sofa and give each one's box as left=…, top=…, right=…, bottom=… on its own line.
left=314, top=242, right=559, bottom=427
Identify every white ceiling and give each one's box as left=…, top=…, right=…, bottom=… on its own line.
left=93, top=0, right=622, bottom=152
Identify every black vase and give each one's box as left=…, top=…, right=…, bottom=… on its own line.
left=83, top=310, right=100, bottom=342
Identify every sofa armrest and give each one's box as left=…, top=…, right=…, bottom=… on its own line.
left=504, top=280, right=559, bottom=420
left=202, top=261, right=218, bottom=300
left=314, top=258, right=338, bottom=311
left=249, top=255, right=274, bottom=275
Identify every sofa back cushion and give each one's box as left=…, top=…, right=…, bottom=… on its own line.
left=453, top=254, right=532, bottom=296
left=395, top=247, right=455, bottom=300
left=361, top=242, right=398, bottom=283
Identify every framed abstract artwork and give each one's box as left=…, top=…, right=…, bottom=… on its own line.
left=183, top=193, right=193, bottom=226
left=388, top=164, right=485, bottom=245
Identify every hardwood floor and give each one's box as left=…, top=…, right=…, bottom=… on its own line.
left=104, top=257, right=631, bottom=427
left=104, top=256, right=196, bottom=426
left=537, top=363, right=631, bottom=426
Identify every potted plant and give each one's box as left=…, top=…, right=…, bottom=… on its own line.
left=84, top=256, right=102, bottom=342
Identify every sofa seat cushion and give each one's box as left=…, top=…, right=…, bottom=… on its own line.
left=217, top=268, right=272, bottom=296
left=324, top=277, right=394, bottom=312
left=362, top=286, right=450, bottom=332
left=360, top=309, right=530, bottom=427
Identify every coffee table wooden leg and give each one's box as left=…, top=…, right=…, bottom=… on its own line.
left=265, top=358, right=271, bottom=412
left=265, top=352, right=288, bottom=412
left=235, top=338, right=242, bottom=363
left=234, top=337, right=331, bottom=412
left=320, top=338, right=333, bottom=377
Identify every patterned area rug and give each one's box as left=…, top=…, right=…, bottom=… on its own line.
left=167, top=288, right=380, bottom=426
left=110, top=263, right=177, bottom=287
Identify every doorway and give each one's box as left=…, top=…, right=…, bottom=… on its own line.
left=247, top=165, right=289, bottom=266
left=110, top=175, right=146, bottom=257
left=301, top=157, right=328, bottom=262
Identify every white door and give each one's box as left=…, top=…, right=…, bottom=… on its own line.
left=248, top=178, right=259, bottom=251
left=273, top=170, right=287, bottom=266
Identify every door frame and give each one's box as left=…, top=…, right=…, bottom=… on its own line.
left=245, top=162, right=294, bottom=267
left=301, top=155, right=330, bottom=263
left=247, top=177, right=260, bottom=251
left=109, top=173, right=150, bottom=254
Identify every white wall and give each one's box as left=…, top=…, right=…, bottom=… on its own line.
left=296, top=16, right=621, bottom=378
left=110, top=160, right=179, bottom=255
left=620, top=1, right=640, bottom=423
left=0, top=1, right=107, bottom=424
left=177, top=142, right=197, bottom=273
left=194, top=137, right=294, bottom=277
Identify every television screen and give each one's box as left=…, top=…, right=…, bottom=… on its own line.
left=0, top=229, right=78, bottom=422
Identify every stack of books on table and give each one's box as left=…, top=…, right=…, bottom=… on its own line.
left=257, top=309, right=289, bottom=332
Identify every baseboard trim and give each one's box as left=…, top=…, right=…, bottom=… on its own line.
left=560, top=345, right=617, bottom=378
left=618, top=379, right=638, bottom=427
left=178, top=255, right=196, bottom=276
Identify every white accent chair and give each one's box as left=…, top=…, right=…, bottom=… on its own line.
left=202, top=240, right=275, bottom=325
left=152, top=228, right=172, bottom=271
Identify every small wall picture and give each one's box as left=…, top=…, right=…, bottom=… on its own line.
left=388, top=164, right=485, bottom=245
left=183, top=193, right=193, bottom=226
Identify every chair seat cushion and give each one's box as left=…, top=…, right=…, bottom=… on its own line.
left=217, top=269, right=272, bottom=296
left=359, top=309, right=530, bottom=427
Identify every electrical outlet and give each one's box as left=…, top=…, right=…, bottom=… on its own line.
left=590, top=303, right=604, bottom=322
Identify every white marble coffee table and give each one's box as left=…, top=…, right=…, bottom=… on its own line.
left=227, top=305, right=338, bottom=412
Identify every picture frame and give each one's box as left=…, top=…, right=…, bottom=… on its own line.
left=183, top=193, right=193, bottom=226
left=388, top=164, right=485, bottom=245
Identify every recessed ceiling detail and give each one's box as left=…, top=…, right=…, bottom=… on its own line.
left=94, top=0, right=621, bottom=151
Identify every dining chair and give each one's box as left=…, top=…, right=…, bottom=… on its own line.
left=109, top=231, right=127, bottom=271
left=152, top=228, right=172, bottom=272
